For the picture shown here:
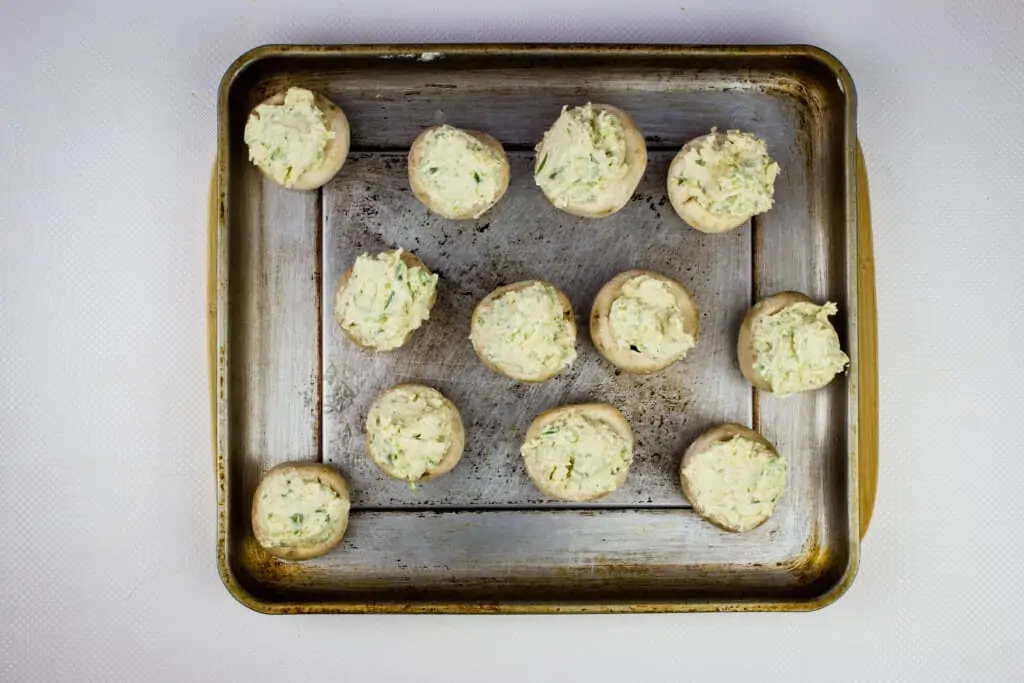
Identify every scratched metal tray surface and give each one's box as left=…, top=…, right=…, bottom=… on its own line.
left=214, top=44, right=862, bottom=613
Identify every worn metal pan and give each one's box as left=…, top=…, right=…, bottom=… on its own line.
left=209, top=44, right=878, bottom=613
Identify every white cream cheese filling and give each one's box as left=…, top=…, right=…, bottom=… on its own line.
left=244, top=87, right=336, bottom=187
left=254, top=474, right=347, bottom=547
left=522, top=413, right=633, bottom=499
left=609, top=275, right=695, bottom=364
left=471, top=283, right=576, bottom=378
left=753, top=301, right=849, bottom=397
left=334, top=250, right=438, bottom=350
left=414, top=125, right=504, bottom=217
left=673, top=128, right=780, bottom=218
left=534, top=104, right=630, bottom=208
left=683, top=436, right=786, bottom=532
left=366, top=386, right=453, bottom=481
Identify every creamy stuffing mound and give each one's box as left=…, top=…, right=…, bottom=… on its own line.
left=471, top=283, right=576, bottom=379
left=413, top=125, right=505, bottom=218
left=244, top=87, right=335, bottom=187
left=334, top=249, right=438, bottom=351
left=753, top=301, right=849, bottom=397
left=609, top=275, right=695, bottom=365
left=674, top=128, right=780, bottom=218
left=254, top=472, right=347, bottom=548
left=534, top=104, right=630, bottom=208
left=522, top=413, right=633, bottom=500
left=682, top=436, right=787, bottom=532
left=366, top=386, right=453, bottom=482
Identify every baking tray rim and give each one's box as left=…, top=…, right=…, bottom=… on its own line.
left=210, top=43, right=873, bottom=614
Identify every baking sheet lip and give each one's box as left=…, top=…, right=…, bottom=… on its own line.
left=214, top=42, right=863, bottom=614
left=839, top=42, right=862, bottom=602
left=217, top=43, right=859, bottom=95
left=213, top=175, right=236, bottom=616
left=215, top=549, right=858, bottom=615
left=216, top=587, right=856, bottom=616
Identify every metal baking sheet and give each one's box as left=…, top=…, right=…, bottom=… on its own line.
left=214, top=44, right=862, bottom=612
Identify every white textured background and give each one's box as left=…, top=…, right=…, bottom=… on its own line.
left=1, top=0, right=1022, bottom=680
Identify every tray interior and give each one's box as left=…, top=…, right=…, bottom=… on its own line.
left=220, top=48, right=855, bottom=609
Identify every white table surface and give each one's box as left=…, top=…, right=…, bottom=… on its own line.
left=2, top=0, right=1023, bottom=680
